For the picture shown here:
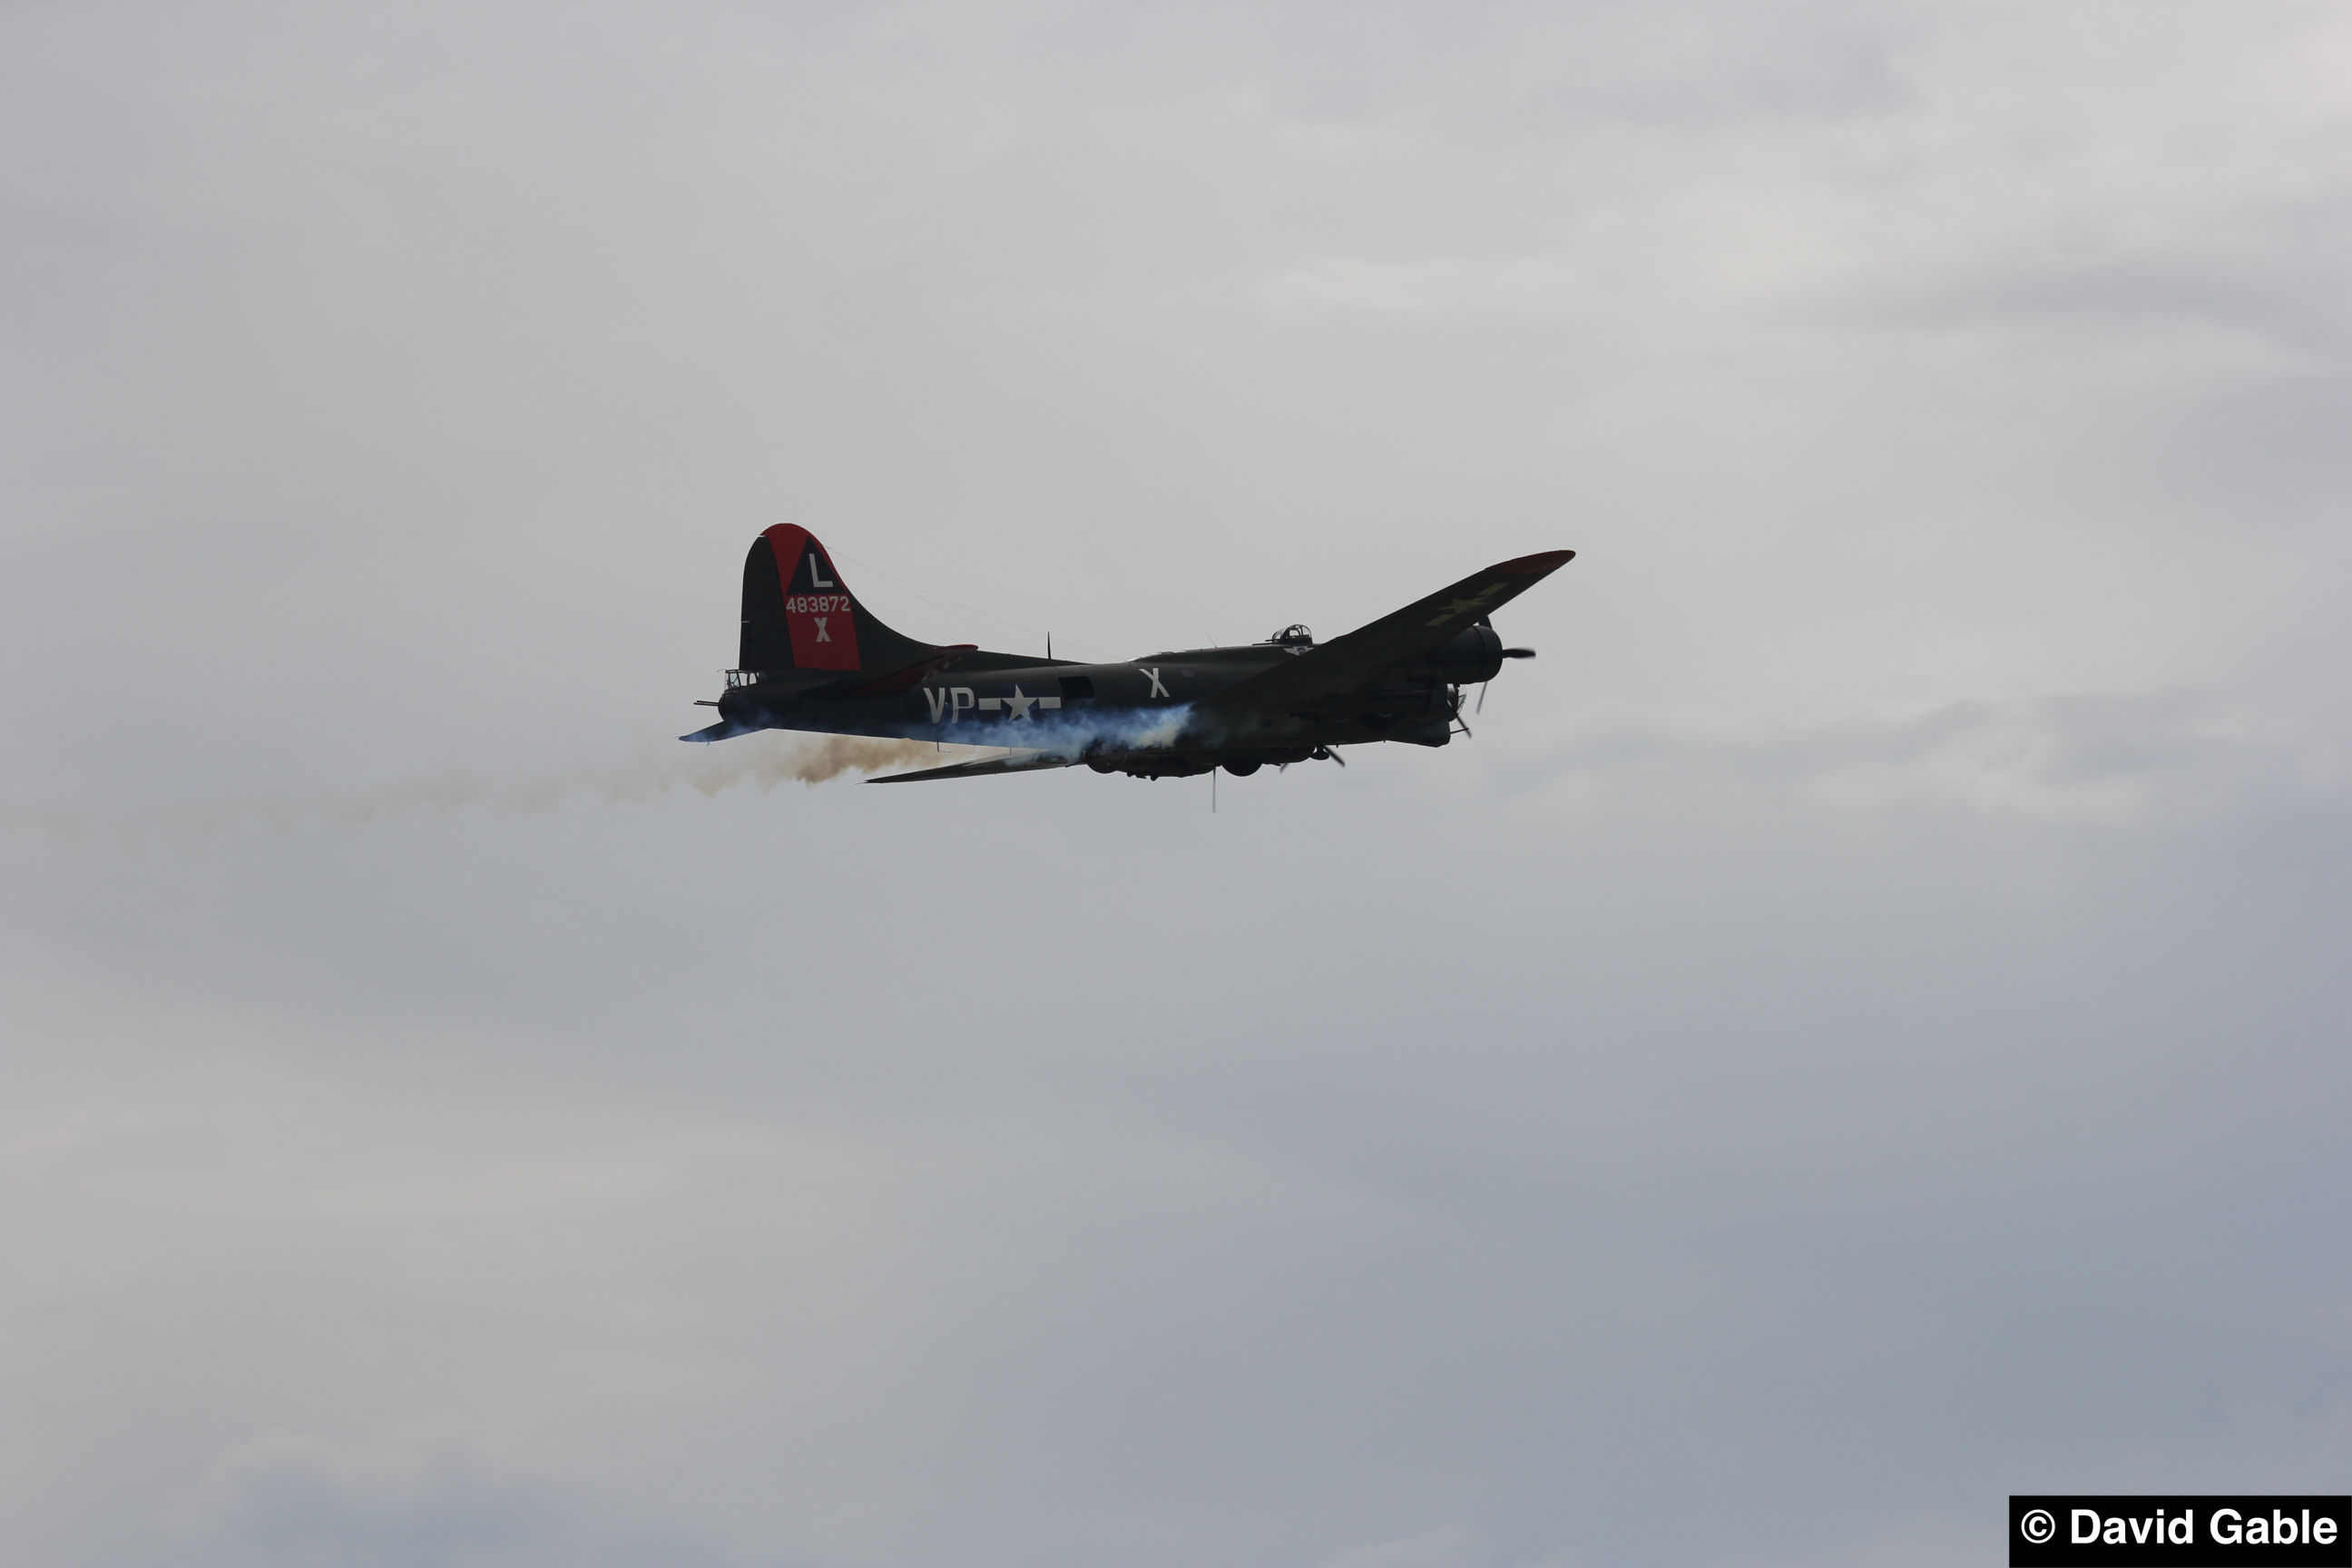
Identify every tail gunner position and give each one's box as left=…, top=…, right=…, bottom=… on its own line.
left=683, top=524, right=1575, bottom=782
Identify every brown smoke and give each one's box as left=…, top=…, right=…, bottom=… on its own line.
left=647, top=732, right=968, bottom=797
left=4, top=734, right=995, bottom=844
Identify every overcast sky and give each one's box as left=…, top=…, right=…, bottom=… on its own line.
left=4, top=4, right=2350, bottom=1565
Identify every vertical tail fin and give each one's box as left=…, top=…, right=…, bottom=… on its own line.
left=738, top=525, right=937, bottom=674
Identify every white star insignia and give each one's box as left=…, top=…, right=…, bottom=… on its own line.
left=1425, top=585, right=1503, bottom=627
left=1002, top=684, right=1038, bottom=720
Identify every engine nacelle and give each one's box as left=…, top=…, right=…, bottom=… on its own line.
left=1426, top=623, right=1504, bottom=685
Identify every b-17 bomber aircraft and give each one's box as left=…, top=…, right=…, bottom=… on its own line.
left=682, top=525, right=1574, bottom=782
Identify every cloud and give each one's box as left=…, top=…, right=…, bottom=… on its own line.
left=172, top=1435, right=733, bottom=1568
left=1318, top=1524, right=1492, bottom=1568
left=1494, top=691, right=2339, bottom=825
left=1254, top=257, right=1598, bottom=321
left=175, top=1436, right=549, bottom=1568
left=3, top=5, right=2350, bottom=1568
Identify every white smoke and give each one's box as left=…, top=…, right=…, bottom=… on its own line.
left=982, top=702, right=1200, bottom=761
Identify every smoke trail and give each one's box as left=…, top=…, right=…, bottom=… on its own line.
left=4, top=709, right=1219, bottom=845
left=612, top=731, right=976, bottom=799
left=338, top=732, right=973, bottom=817
left=2, top=733, right=1004, bottom=844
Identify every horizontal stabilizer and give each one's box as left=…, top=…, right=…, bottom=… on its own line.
left=867, top=750, right=1079, bottom=784
left=681, top=719, right=762, bottom=743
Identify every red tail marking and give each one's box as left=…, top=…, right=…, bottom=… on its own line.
left=762, top=524, right=862, bottom=671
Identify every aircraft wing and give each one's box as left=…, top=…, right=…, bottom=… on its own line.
left=867, top=750, right=1082, bottom=784
left=1201, top=549, right=1574, bottom=716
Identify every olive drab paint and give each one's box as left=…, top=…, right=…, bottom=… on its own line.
left=690, top=524, right=1573, bottom=783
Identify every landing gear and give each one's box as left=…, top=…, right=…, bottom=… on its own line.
left=1223, top=760, right=1260, bottom=777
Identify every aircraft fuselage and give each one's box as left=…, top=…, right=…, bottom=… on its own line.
left=684, top=523, right=1566, bottom=781
left=716, top=642, right=1461, bottom=776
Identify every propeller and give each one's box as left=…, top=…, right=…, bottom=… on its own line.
left=1473, top=647, right=1531, bottom=714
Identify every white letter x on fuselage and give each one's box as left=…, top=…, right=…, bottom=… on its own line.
left=1141, top=667, right=1168, bottom=699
